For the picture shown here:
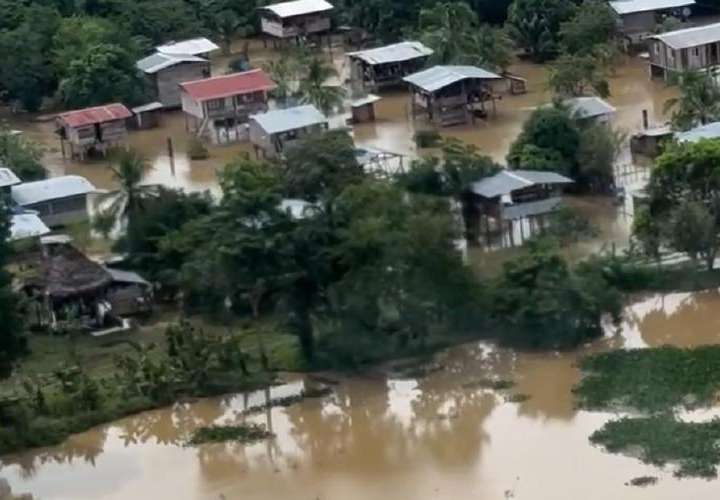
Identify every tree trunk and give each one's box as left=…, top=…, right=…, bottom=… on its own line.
left=249, top=290, right=269, bottom=371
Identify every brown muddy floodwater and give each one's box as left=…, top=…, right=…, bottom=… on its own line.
left=3, top=290, right=720, bottom=500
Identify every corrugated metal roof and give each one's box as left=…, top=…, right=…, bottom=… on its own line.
left=565, top=96, right=616, bottom=119
left=610, top=0, right=694, bottom=15
left=403, top=65, right=502, bottom=93
left=136, top=52, right=207, bottom=74
left=58, top=103, right=132, bottom=128
left=502, top=197, right=564, bottom=220
left=676, top=121, right=720, bottom=142
left=131, top=101, right=164, bottom=114
left=351, top=94, right=381, bottom=107
left=106, top=268, right=150, bottom=286
left=347, top=41, right=433, bottom=65
left=652, top=21, right=720, bottom=49
left=251, top=105, right=327, bottom=134
left=12, top=175, right=96, bottom=206
left=10, top=212, right=50, bottom=241
left=156, top=37, right=219, bottom=56
left=180, top=69, right=276, bottom=102
left=470, top=170, right=573, bottom=198
left=0, top=168, right=21, bottom=188
left=261, top=0, right=333, bottom=18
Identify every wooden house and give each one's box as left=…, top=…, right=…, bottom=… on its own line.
left=249, top=104, right=328, bottom=159
left=649, top=22, right=720, bottom=79
left=259, top=0, right=334, bottom=41
left=347, top=41, right=433, bottom=92
left=469, top=169, right=574, bottom=247
left=156, top=37, right=219, bottom=59
left=403, top=65, right=504, bottom=127
left=56, top=103, right=132, bottom=160
left=610, top=0, right=694, bottom=44
left=12, top=175, right=96, bottom=227
left=137, top=52, right=210, bottom=108
left=180, top=69, right=276, bottom=143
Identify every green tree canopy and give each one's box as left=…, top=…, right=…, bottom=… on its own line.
left=664, top=71, right=720, bottom=131
left=507, top=0, right=575, bottom=62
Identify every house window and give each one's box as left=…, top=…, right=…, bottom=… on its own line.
left=206, top=98, right=225, bottom=111
left=694, top=47, right=700, bottom=57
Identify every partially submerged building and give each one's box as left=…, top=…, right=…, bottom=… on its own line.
left=610, top=0, right=694, bottom=44
left=563, top=96, right=616, bottom=124
left=649, top=22, right=720, bottom=79
left=347, top=41, right=433, bottom=92
left=56, top=103, right=132, bottom=160
left=12, top=175, right=96, bottom=227
left=136, top=52, right=210, bottom=108
left=180, top=69, right=276, bottom=143
left=404, top=65, right=504, bottom=127
left=156, top=37, right=219, bottom=58
left=249, top=104, right=328, bottom=159
left=469, top=169, right=574, bottom=246
left=9, top=212, right=50, bottom=243
left=258, top=0, right=334, bottom=41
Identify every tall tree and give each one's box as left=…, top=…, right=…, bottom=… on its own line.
left=0, top=129, right=47, bottom=181
left=297, top=57, right=345, bottom=116
left=417, top=1, right=512, bottom=71
left=507, top=0, right=575, bottom=62
left=664, top=71, right=720, bottom=131
left=0, top=202, right=26, bottom=378
left=559, top=0, right=618, bottom=54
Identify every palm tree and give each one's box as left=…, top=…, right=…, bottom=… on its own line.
left=664, top=71, right=720, bottom=130
left=95, top=149, right=156, bottom=227
left=297, top=57, right=345, bottom=115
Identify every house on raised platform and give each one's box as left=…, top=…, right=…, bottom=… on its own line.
left=347, top=41, right=433, bottom=92
left=649, top=22, right=720, bottom=79
left=56, top=103, right=132, bottom=160
left=180, top=69, right=276, bottom=143
left=469, top=169, right=574, bottom=246
left=259, top=0, right=334, bottom=41
left=610, top=0, right=694, bottom=45
left=12, top=175, right=96, bottom=227
left=404, top=65, right=503, bottom=127
left=137, top=52, right=210, bottom=108
left=249, top=105, right=328, bottom=159
left=156, top=37, right=219, bottom=59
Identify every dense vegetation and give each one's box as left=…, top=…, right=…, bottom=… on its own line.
left=634, top=140, right=720, bottom=270
left=577, top=346, right=720, bottom=478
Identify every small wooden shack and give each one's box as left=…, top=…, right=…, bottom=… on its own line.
left=469, top=169, right=574, bottom=246
left=0, top=168, right=20, bottom=199
left=56, top=103, right=132, bottom=160
left=11, top=175, right=96, bottom=227
left=347, top=41, right=433, bottom=92
left=649, top=22, right=720, bottom=79
left=156, top=37, right=220, bottom=59
left=610, top=0, right=694, bottom=44
left=136, top=52, right=210, bottom=108
left=130, top=102, right=164, bottom=130
left=259, top=0, right=334, bottom=41
left=404, top=65, right=503, bottom=127
left=180, top=69, right=276, bottom=143
left=350, top=94, right=381, bottom=123
left=9, top=211, right=50, bottom=243
left=249, top=104, right=328, bottom=159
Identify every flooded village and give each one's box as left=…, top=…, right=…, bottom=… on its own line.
left=5, top=0, right=720, bottom=499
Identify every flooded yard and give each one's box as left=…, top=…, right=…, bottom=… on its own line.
left=2, top=290, right=720, bottom=499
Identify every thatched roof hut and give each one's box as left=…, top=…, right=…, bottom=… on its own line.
left=17, top=243, right=113, bottom=302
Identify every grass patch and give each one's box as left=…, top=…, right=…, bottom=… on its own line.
left=463, top=378, right=515, bottom=391
left=188, top=424, right=272, bottom=445
left=627, top=476, right=658, bottom=487
left=591, top=415, right=720, bottom=478
left=505, top=393, right=530, bottom=403
left=575, top=346, right=720, bottom=413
